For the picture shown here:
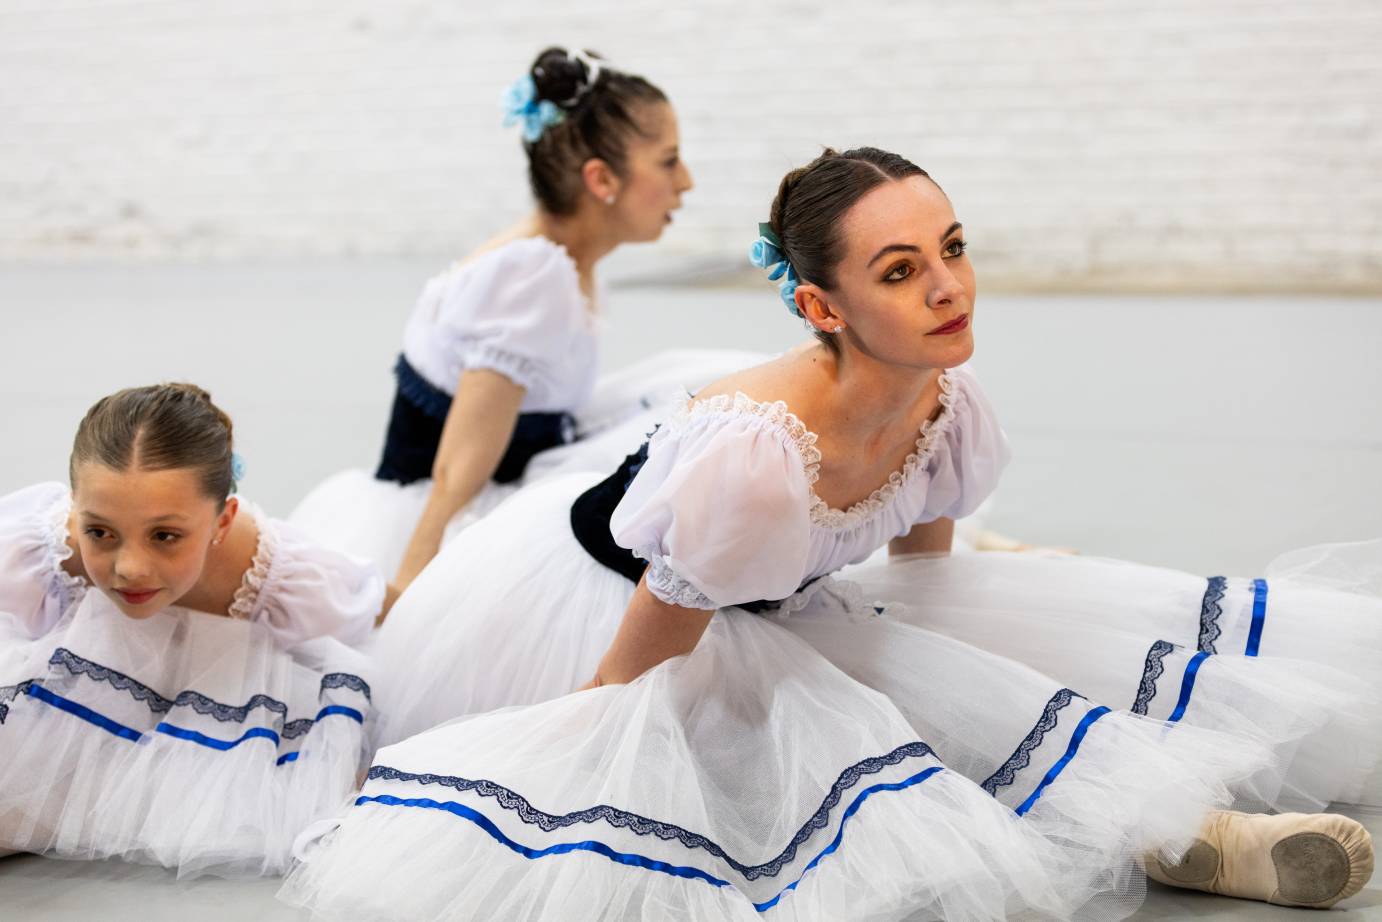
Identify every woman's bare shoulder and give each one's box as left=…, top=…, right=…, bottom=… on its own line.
left=692, top=343, right=828, bottom=409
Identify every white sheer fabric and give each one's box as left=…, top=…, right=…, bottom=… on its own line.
left=612, top=366, right=1009, bottom=609
left=0, top=485, right=383, bottom=877
left=401, top=237, right=598, bottom=411
left=0, top=482, right=88, bottom=637
left=296, top=362, right=1376, bottom=922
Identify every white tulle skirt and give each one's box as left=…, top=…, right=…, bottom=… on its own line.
left=840, top=545, right=1382, bottom=807
left=0, top=591, right=375, bottom=878
left=290, top=348, right=770, bottom=577
left=280, top=474, right=1352, bottom=921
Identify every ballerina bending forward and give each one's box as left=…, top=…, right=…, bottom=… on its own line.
left=282, top=148, right=1374, bottom=920
left=0, top=384, right=383, bottom=877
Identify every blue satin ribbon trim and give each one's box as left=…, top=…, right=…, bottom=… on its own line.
left=155, top=705, right=362, bottom=751
left=1013, top=706, right=1111, bottom=817
left=1167, top=652, right=1209, bottom=723
left=21, top=685, right=362, bottom=760
left=156, top=722, right=281, bottom=750
left=355, top=765, right=945, bottom=913
left=1245, top=578, right=1268, bottom=656
left=24, top=684, right=142, bottom=742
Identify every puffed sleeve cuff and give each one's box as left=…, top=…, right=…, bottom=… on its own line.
left=454, top=340, right=545, bottom=394
left=643, top=556, right=718, bottom=611
left=242, top=517, right=385, bottom=649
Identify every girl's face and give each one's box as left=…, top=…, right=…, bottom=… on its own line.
left=606, top=101, right=693, bottom=243
left=71, top=462, right=235, bottom=618
left=822, top=175, right=976, bottom=371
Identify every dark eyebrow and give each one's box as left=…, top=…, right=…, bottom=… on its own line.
left=866, top=223, right=964, bottom=268
left=80, top=511, right=189, bottom=525
left=867, top=243, right=920, bottom=267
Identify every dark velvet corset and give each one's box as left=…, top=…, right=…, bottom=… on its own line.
left=375, top=354, right=576, bottom=486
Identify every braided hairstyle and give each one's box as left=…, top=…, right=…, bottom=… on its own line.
left=70, top=383, right=236, bottom=506
left=768, top=147, right=932, bottom=351
left=523, top=47, right=668, bottom=215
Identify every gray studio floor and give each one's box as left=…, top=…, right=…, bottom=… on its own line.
left=0, top=262, right=1379, bottom=919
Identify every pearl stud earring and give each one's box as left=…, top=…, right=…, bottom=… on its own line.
left=832, top=325, right=844, bottom=333
left=604, top=194, right=616, bottom=205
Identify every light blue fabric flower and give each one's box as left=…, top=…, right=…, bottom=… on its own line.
left=502, top=73, right=564, bottom=143
left=748, top=237, right=783, bottom=270
left=230, top=452, right=245, bottom=495
left=748, top=231, right=803, bottom=317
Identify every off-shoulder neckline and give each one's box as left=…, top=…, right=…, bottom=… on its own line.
left=668, top=371, right=960, bottom=531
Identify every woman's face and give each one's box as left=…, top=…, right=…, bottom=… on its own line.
left=824, top=175, right=976, bottom=371
left=607, top=101, right=693, bottom=243
left=72, top=462, right=233, bottom=618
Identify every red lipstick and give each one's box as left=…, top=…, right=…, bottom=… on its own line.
left=926, top=314, right=970, bottom=336
left=115, top=588, right=159, bottom=605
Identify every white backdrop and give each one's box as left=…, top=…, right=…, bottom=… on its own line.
left=2, top=0, right=1380, bottom=291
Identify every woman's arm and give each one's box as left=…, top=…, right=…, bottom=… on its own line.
left=888, top=517, right=954, bottom=558
left=393, top=368, right=526, bottom=592
left=579, top=575, right=714, bottom=689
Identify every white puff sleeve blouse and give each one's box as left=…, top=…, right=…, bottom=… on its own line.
left=401, top=237, right=599, bottom=414
left=609, top=402, right=816, bottom=611
left=229, top=509, right=385, bottom=649
left=610, top=366, right=1010, bottom=611
left=0, top=482, right=88, bottom=637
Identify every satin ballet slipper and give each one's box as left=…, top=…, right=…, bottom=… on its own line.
left=970, top=528, right=1077, bottom=556
left=1146, top=810, right=1374, bottom=908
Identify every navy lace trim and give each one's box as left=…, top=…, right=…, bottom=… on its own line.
left=981, top=688, right=1081, bottom=795
left=366, top=740, right=937, bottom=881
left=39, top=647, right=368, bottom=728
left=0, top=680, right=34, bottom=723
left=321, top=672, right=373, bottom=702
left=1131, top=640, right=1176, bottom=716
left=1198, top=576, right=1227, bottom=654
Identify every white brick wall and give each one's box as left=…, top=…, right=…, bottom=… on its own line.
left=2, top=0, right=1380, bottom=290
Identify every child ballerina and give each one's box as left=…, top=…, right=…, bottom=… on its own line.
left=290, top=46, right=760, bottom=590
left=0, top=383, right=383, bottom=877
left=280, top=148, right=1374, bottom=920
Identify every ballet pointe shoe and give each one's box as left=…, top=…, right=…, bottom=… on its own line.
left=1145, top=810, right=1374, bottom=908
left=970, top=528, right=1077, bottom=556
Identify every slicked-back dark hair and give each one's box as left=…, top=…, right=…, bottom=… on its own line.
left=524, top=47, right=668, bottom=215
left=769, top=146, right=932, bottom=351
left=70, top=383, right=235, bottom=505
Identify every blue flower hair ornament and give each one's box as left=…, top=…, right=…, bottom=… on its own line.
left=502, top=73, right=564, bottom=143
left=748, top=223, right=802, bottom=317
left=229, top=452, right=245, bottom=496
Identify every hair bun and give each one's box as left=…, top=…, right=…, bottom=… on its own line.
left=531, top=46, right=596, bottom=109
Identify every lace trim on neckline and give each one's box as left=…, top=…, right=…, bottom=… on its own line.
left=667, top=371, right=959, bottom=530
left=227, top=506, right=277, bottom=621
left=46, top=490, right=89, bottom=608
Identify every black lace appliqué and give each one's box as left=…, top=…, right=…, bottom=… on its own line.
left=981, top=688, right=1081, bottom=795
left=366, top=740, right=936, bottom=881
left=1198, top=576, right=1227, bottom=654
left=43, top=647, right=368, bottom=727
left=1132, top=640, right=1176, bottom=716
left=0, top=680, right=34, bottom=724
left=321, top=672, right=373, bottom=702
